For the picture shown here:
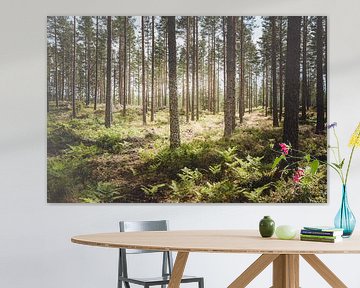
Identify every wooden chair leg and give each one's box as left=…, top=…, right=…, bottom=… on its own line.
left=168, top=252, right=189, bottom=288
left=228, top=254, right=279, bottom=288
left=301, top=254, right=347, bottom=288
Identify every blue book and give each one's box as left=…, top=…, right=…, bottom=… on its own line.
left=302, top=226, right=343, bottom=237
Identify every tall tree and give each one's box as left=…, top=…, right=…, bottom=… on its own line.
left=283, top=16, right=301, bottom=149
left=47, top=36, right=50, bottom=112
left=94, top=16, right=99, bottom=110
left=224, top=16, right=236, bottom=139
left=83, top=17, right=92, bottom=107
left=105, top=16, right=112, bottom=128
left=72, top=16, right=76, bottom=118
left=141, top=16, right=147, bottom=125
left=265, top=62, right=269, bottom=116
left=151, top=16, right=155, bottom=121
left=195, top=16, right=199, bottom=121
left=191, top=17, right=196, bottom=121
left=168, top=16, right=181, bottom=149
left=324, top=17, right=327, bottom=98
left=271, top=17, right=279, bottom=127
left=186, top=16, right=190, bottom=122
left=315, top=16, right=325, bottom=134
left=118, top=17, right=123, bottom=107
left=54, top=17, right=59, bottom=108
left=123, top=17, right=127, bottom=116
left=239, top=16, right=244, bottom=123
left=301, top=16, right=308, bottom=121
left=212, top=18, right=217, bottom=115
left=278, top=16, right=284, bottom=122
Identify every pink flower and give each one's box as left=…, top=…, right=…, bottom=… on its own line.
left=293, top=168, right=305, bottom=183
left=279, top=143, right=289, bottom=155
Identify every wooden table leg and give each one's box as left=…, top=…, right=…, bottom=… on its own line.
left=228, top=254, right=279, bottom=288
left=288, top=254, right=300, bottom=288
left=301, top=254, right=347, bottom=288
left=168, top=252, right=189, bottom=288
left=272, top=254, right=299, bottom=288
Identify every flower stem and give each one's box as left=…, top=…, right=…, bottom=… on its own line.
left=345, top=145, right=356, bottom=186
left=333, top=128, right=342, bottom=165
left=344, top=129, right=360, bottom=185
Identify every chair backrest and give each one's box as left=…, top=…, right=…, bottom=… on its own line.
left=119, top=220, right=169, bottom=254
left=118, top=220, right=174, bottom=283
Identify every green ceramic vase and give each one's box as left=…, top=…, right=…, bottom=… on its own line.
left=259, top=216, right=275, bottom=238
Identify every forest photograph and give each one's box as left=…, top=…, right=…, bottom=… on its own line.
left=47, top=16, right=327, bottom=203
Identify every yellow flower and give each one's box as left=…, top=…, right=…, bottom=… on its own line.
left=349, top=123, right=360, bottom=148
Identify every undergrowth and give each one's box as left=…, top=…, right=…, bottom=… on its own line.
left=47, top=104, right=327, bottom=203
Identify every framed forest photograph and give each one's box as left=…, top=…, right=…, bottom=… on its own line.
left=47, top=16, right=327, bottom=203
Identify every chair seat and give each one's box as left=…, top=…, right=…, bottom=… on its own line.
left=119, top=274, right=203, bottom=286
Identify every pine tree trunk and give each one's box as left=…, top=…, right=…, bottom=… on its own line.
left=141, top=16, right=146, bottom=125
left=61, top=51, right=65, bottom=101
left=72, top=16, right=76, bottom=118
left=208, top=36, right=211, bottom=112
left=164, top=29, right=168, bottom=107
left=137, top=50, right=140, bottom=106
left=316, top=16, right=325, bottom=134
left=182, top=73, right=185, bottom=110
left=224, top=16, right=236, bottom=139
left=105, top=16, right=112, bottom=128
left=217, top=55, right=220, bottom=113
left=262, top=67, right=265, bottom=109
left=151, top=16, right=155, bottom=121
left=265, top=63, right=268, bottom=116
left=301, top=16, right=308, bottom=121
left=307, top=63, right=312, bottom=109
left=212, top=23, right=217, bottom=115
left=191, top=17, right=196, bottom=121
left=54, top=17, right=59, bottom=108
left=279, top=17, right=284, bottom=122
left=123, top=17, right=127, bottom=116
left=283, top=16, right=301, bottom=149
left=168, top=16, right=181, bottom=149
left=94, top=16, right=98, bottom=110
left=113, top=56, right=116, bottom=104
left=195, top=16, right=199, bottom=121
left=249, top=68, right=252, bottom=113
left=128, top=41, right=131, bottom=105
left=186, top=16, right=190, bottom=122
left=47, top=44, right=50, bottom=112
left=86, top=30, right=91, bottom=107
left=223, top=17, right=226, bottom=117
left=118, top=17, right=123, bottom=106
left=324, top=17, right=327, bottom=102
left=239, top=16, right=244, bottom=123
left=271, top=17, right=279, bottom=127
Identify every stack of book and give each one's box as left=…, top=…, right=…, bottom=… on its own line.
left=300, top=226, right=344, bottom=243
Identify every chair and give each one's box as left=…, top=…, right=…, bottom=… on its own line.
left=118, top=220, right=204, bottom=288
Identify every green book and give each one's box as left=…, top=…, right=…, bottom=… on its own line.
left=300, top=236, right=342, bottom=243
left=300, top=234, right=339, bottom=240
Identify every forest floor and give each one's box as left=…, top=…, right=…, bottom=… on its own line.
left=47, top=103, right=327, bottom=203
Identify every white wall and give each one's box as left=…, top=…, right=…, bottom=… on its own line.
left=1, top=0, right=360, bottom=287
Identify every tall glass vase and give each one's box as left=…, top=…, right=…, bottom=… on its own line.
left=334, top=185, right=356, bottom=237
